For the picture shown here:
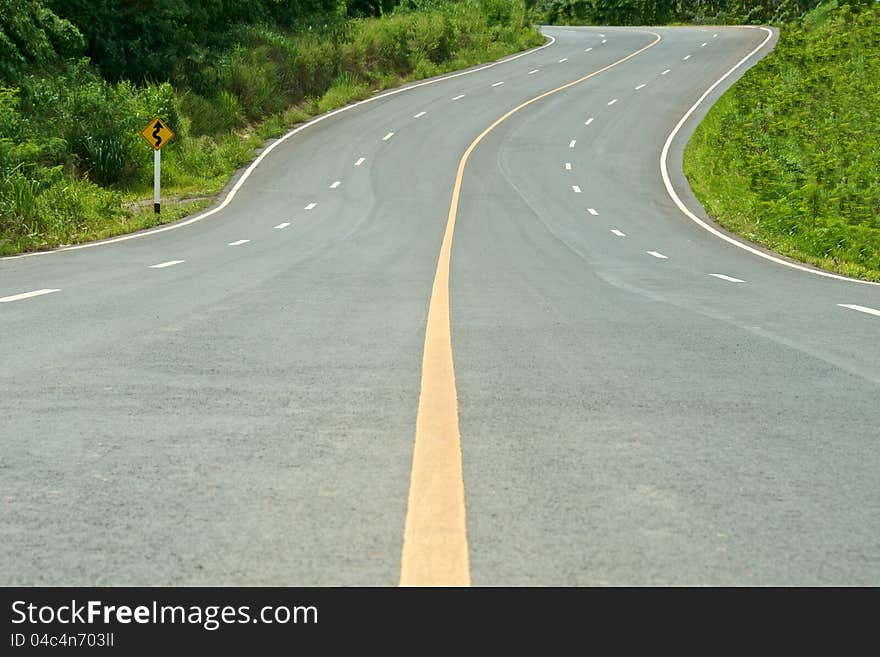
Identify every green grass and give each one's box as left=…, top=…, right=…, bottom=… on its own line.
left=0, top=0, right=543, bottom=255
left=684, top=1, right=880, bottom=281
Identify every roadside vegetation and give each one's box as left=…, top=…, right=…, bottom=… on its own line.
left=684, top=1, right=880, bottom=281
left=533, top=0, right=824, bottom=25
left=0, top=0, right=542, bottom=255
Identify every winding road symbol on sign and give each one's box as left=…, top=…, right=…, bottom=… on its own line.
left=140, top=117, right=174, bottom=150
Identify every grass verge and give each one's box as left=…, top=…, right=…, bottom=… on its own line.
left=683, top=1, right=880, bottom=281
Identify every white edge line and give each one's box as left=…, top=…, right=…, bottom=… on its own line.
left=838, top=304, right=880, bottom=317
left=660, top=26, right=879, bottom=287
left=0, top=288, right=61, bottom=303
left=3, top=35, right=558, bottom=261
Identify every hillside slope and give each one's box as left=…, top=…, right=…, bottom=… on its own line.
left=684, top=1, right=880, bottom=281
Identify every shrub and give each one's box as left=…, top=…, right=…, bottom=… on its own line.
left=2, top=0, right=543, bottom=254
left=685, top=1, right=880, bottom=280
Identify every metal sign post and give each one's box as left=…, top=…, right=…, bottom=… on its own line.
left=140, top=117, right=175, bottom=214
left=154, top=149, right=161, bottom=214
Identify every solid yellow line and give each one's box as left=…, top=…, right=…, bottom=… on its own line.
left=399, top=31, right=662, bottom=587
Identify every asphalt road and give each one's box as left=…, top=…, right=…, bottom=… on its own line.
left=2, top=26, right=878, bottom=586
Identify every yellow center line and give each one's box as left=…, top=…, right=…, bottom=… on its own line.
left=399, top=31, right=662, bottom=587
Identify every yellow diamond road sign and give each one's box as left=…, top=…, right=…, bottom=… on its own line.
left=141, top=117, right=174, bottom=150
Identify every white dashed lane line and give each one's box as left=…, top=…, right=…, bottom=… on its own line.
left=528, top=69, right=539, bottom=74
left=610, top=229, right=626, bottom=237
left=662, top=69, right=671, bottom=75
left=636, top=84, right=646, bottom=90
left=607, top=98, right=618, bottom=106
left=647, top=251, right=668, bottom=259
left=585, top=117, right=594, bottom=126
left=602, top=39, right=607, bottom=44
left=413, top=111, right=427, bottom=118
left=572, top=185, right=582, bottom=193
left=584, top=47, right=593, bottom=52
left=228, top=240, right=250, bottom=247
left=329, top=181, right=341, bottom=188
left=382, top=132, right=394, bottom=141
left=558, top=58, right=568, bottom=63
left=354, top=157, right=365, bottom=166
left=701, top=42, right=708, bottom=47
left=274, top=222, right=291, bottom=229
left=587, top=208, right=599, bottom=216
left=714, top=33, right=718, bottom=37
left=683, top=55, right=691, bottom=61
left=565, top=162, right=572, bottom=171
left=569, top=140, right=577, bottom=148
left=710, top=273, right=745, bottom=283
left=452, top=94, right=465, bottom=100
left=304, top=202, right=317, bottom=210
left=838, top=304, right=880, bottom=317
left=149, top=260, right=184, bottom=269
left=0, top=288, right=61, bottom=303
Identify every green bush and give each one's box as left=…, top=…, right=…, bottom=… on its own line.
left=536, top=0, right=838, bottom=26
left=0, top=0, right=83, bottom=83
left=685, top=2, right=880, bottom=280
left=1, top=0, right=543, bottom=254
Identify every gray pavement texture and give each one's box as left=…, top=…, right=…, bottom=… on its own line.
left=2, top=26, right=878, bottom=586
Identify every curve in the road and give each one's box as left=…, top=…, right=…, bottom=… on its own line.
left=4, top=26, right=878, bottom=587
left=660, top=25, right=880, bottom=288
left=400, top=30, right=662, bottom=587
left=0, top=37, right=558, bottom=262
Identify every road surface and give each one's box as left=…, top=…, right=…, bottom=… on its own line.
left=2, top=25, right=878, bottom=586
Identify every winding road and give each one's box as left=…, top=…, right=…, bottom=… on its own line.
left=2, top=25, right=879, bottom=586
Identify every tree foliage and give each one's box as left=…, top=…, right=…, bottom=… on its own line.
left=0, top=0, right=83, bottom=82
left=1, top=0, right=542, bottom=253
left=537, top=0, right=848, bottom=25
left=47, top=0, right=343, bottom=81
